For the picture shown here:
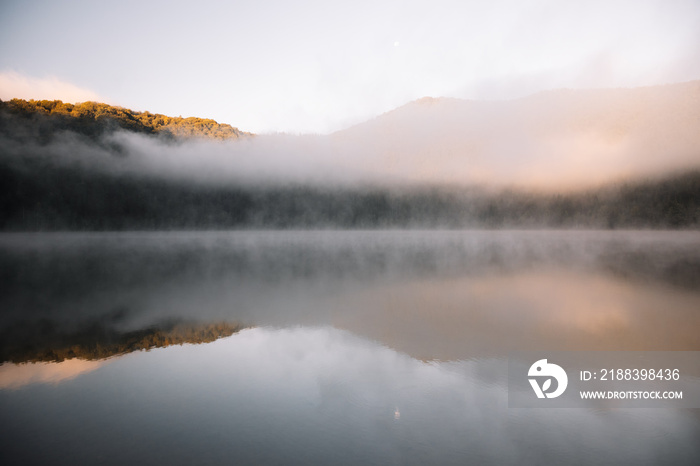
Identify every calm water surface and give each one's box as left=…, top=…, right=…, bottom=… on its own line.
left=1, top=230, right=699, bottom=465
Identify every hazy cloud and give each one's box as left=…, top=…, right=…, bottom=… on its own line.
left=0, top=71, right=105, bottom=103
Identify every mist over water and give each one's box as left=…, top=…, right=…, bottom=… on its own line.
left=0, top=231, right=700, bottom=352
left=1, top=230, right=699, bottom=465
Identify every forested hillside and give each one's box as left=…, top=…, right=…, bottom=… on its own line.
left=0, top=321, right=243, bottom=363
left=0, top=98, right=252, bottom=141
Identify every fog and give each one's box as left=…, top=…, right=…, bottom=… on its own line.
left=332, top=81, right=700, bottom=189
left=2, top=82, right=699, bottom=191
left=2, top=230, right=699, bottom=365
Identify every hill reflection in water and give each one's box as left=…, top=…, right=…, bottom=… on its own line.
left=1, top=326, right=699, bottom=465
left=1, top=230, right=698, bottom=362
left=1, top=231, right=699, bottom=464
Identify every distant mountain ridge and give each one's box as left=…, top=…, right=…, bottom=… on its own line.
left=345, top=80, right=700, bottom=132
left=332, top=80, right=700, bottom=188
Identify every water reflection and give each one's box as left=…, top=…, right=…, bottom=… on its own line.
left=1, top=231, right=699, bottom=464
left=1, top=327, right=698, bottom=465
left=1, top=321, right=243, bottom=364
left=331, top=269, right=700, bottom=360
left=0, top=358, right=107, bottom=389
left=1, top=231, right=699, bottom=362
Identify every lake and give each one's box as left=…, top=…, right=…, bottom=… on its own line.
left=1, top=230, right=699, bottom=465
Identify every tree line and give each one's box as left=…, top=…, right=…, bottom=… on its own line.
left=0, top=155, right=697, bottom=230
left=0, top=98, right=252, bottom=141
left=0, top=321, right=243, bottom=363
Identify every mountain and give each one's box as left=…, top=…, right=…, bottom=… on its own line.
left=331, top=81, right=700, bottom=189
left=0, top=98, right=253, bottom=142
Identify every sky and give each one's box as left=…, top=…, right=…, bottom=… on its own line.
left=1, top=0, right=699, bottom=134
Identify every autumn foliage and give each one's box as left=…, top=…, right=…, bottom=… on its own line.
left=0, top=98, right=252, bottom=140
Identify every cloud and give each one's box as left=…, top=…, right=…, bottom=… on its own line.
left=0, top=71, right=105, bottom=103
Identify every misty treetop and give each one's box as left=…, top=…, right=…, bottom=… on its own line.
left=0, top=98, right=253, bottom=141
left=0, top=156, right=698, bottom=229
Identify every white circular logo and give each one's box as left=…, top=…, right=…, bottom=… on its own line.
left=528, top=359, right=568, bottom=399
